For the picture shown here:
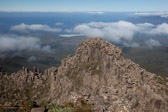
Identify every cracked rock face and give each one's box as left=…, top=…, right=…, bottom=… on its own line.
left=0, top=67, right=56, bottom=105
left=0, top=38, right=168, bottom=112
left=49, top=38, right=168, bottom=112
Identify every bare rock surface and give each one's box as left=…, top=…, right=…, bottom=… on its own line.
left=0, top=38, right=168, bottom=112
left=0, top=66, right=56, bottom=105
left=31, top=107, right=45, bottom=112
left=50, top=38, right=168, bottom=112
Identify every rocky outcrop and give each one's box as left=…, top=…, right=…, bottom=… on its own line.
left=0, top=38, right=168, bottom=112
left=0, top=66, right=57, bottom=105
left=49, top=38, right=168, bottom=112
left=31, top=107, right=45, bottom=112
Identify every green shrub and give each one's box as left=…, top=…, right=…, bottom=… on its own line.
left=47, top=104, right=74, bottom=112
left=46, top=100, right=93, bottom=112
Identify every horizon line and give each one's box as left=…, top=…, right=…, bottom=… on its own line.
left=0, top=10, right=165, bottom=13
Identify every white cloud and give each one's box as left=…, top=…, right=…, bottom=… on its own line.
left=149, top=23, right=168, bottom=35
left=136, top=23, right=154, bottom=31
left=134, top=11, right=168, bottom=18
left=55, top=23, right=64, bottom=26
left=74, top=21, right=136, bottom=43
left=87, top=11, right=104, bottom=14
left=73, top=21, right=168, bottom=44
left=41, top=45, right=51, bottom=52
left=27, top=56, right=37, bottom=62
left=144, top=39, right=161, bottom=48
left=0, top=35, right=52, bottom=58
left=59, top=34, right=84, bottom=38
left=73, top=21, right=145, bottom=43
left=0, top=35, right=40, bottom=52
left=11, top=23, right=62, bottom=32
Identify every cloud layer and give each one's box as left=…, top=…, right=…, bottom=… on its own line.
left=11, top=23, right=62, bottom=32
left=134, top=11, right=168, bottom=18
left=144, top=39, right=161, bottom=48
left=0, top=35, right=51, bottom=58
left=73, top=21, right=168, bottom=43
left=149, top=23, right=168, bottom=35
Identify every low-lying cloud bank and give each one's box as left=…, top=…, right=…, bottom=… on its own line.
left=11, top=23, right=62, bottom=32
left=144, top=39, right=161, bottom=48
left=73, top=21, right=168, bottom=44
left=148, top=23, right=168, bottom=35
left=134, top=11, right=168, bottom=18
left=0, top=35, right=51, bottom=58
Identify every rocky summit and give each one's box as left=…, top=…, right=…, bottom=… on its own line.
left=0, top=38, right=168, bottom=112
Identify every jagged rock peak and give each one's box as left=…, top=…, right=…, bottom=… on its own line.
left=76, top=37, right=122, bottom=59
left=1, top=38, right=168, bottom=112
left=60, top=37, right=123, bottom=69
left=51, top=38, right=168, bottom=112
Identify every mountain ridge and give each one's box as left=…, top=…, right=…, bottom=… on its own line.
left=0, top=38, right=168, bottom=112
left=48, top=38, right=168, bottom=111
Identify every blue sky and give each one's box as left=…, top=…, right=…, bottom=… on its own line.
left=0, top=0, right=167, bottom=12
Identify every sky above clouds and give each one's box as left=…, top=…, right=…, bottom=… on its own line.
left=0, top=0, right=168, bottom=12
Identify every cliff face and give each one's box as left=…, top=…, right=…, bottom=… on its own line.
left=49, top=38, right=168, bottom=112
left=0, top=38, right=168, bottom=112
